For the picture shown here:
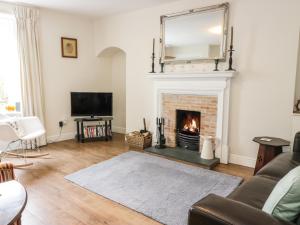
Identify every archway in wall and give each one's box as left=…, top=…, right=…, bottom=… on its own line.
left=98, top=47, right=126, bottom=134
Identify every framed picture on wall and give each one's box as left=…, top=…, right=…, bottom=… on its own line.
left=61, top=37, right=78, bottom=58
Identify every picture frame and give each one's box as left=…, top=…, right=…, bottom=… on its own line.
left=61, top=37, right=78, bottom=58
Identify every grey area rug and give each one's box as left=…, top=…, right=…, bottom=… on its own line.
left=65, top=151, right=242, bottom=225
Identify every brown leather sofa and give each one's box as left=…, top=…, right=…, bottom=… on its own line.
left=188, top=133, right=300, bottom=225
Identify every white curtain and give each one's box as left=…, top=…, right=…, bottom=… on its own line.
left=14, top=6, right=46, bottom=146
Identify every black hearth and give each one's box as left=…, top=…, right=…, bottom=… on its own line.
left=176, top=109, right=201, bottom=151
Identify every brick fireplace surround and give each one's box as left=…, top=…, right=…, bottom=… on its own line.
left=162, top=94, right=217, bottom=147
left=147, top=71, right=236, bottom=164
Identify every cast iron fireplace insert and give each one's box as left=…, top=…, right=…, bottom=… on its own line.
left=176, top=109, right=201, bottom=151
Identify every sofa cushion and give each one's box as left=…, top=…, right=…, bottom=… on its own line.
left=228, top=175, right=277, bottom=209
left=257, top=152, right=300, bottom=180
left=262, top=166, right=300, bottom=223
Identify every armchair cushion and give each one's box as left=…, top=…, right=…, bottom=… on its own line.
left=263, top=166, right=300, bottom=222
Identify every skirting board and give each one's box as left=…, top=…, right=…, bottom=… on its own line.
left=229, top=153, right=256, bottom=168
left=47, top=131, right=255, bottom=168
left=47, top=132, right=75, bottom=143
left=112, top=126, right=126, bottom=134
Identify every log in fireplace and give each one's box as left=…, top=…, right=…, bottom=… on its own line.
left=176, top=109, right=201, bottom=151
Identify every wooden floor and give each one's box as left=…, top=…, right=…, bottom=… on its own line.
left=10, top=133, right=253, bottom=225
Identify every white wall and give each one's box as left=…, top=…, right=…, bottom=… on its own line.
left=111, top=51, right=126, bottom=133
left=0, top=2, right=108, bottom=140
left=94, top=0, right=300, bottom=167
left=38, top=9, right=108, bottom=141
left=97, top=49, right=127, bottom=134
left=292, top=32, right=300, bottom=145
left=0, top=2, right=126, bottom=141
left=40, top=8, right=127, bottom=139
left=2, top=0, right=300, bottom=167
left=294, top=32, right=300, bottom=107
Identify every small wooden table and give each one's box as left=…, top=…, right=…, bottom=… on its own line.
left=253, top=137, right=290, bottom=174
left=0, top=181, right=27, bottom=225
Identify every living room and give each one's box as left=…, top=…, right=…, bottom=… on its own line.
left=0, top=0, right=300, bottom=225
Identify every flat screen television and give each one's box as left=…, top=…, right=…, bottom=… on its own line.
left=71, top=92, right=112, bottom=117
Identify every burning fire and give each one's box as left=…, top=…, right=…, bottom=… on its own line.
left=183, top=118, right=199, bottom=133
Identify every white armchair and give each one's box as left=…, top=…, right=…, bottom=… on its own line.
left=17, top=116, right=46, bottom=148
left=0, top=122, right=33, bottom=167
left=0, top=116, right=49, bottom=168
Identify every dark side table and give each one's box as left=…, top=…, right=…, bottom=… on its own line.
left=253, top=137, right=290, bottom=175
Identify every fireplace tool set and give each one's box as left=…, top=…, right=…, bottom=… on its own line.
left=155, top=117, right=166, bottom=149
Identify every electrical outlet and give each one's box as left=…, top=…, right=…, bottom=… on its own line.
left=59, top=121, right=64, bottom=128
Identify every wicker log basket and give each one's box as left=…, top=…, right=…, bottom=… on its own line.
left=125, top=131, right=152, bottom=150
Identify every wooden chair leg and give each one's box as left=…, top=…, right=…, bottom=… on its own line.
left=0, top=144, right=33, bottom=168
left=13, top=162, right=34, bottom=168
left=4, top=138, right=49, bottom=167
left=6, top=152, right=49, bottom=158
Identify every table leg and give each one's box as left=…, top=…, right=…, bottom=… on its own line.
left=105, top=121, right=108, bottom=141
left=76, top=121, right=80, bottom=142
left=81, top=121, right=84, bottom=143
left=109, top=120, right=112, bottom=139
left=254, top=145, right=282, bottom=175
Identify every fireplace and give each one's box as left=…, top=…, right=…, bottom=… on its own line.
left=176, top=109, right=201, bottom=151
left=147, top=71, right=236, bottom=164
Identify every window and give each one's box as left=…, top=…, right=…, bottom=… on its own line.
left=0, top=13, right=21, bottom=113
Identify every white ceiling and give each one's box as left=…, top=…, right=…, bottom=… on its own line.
left=4, top=0, right=179, bottom=18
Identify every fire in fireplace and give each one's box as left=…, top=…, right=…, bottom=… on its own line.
left=176, top=109, right=201, bottom=151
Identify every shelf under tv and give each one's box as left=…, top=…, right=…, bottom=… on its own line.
left=74, top=117, right=113, bottom=143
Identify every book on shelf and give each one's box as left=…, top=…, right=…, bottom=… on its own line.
left=107, top=126, right=112, bottom=136
left=83, top=124, right=112, bottom=138
left=97, top=125, right=103, bottom=137
left=84, top=126, right=97, bottom=138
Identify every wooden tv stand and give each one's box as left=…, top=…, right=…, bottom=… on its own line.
left=74, top=117, right=113, bottom=143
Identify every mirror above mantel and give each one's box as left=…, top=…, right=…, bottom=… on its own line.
left=160, top=3, right=229, bottom=64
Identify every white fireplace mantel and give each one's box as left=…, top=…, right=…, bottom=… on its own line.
left=146, top=71, right=235, bottom=80
left=147, top=71, right=236, bottom=164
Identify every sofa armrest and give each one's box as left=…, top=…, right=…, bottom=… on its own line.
left=188, top=194, right=293, bottom=225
